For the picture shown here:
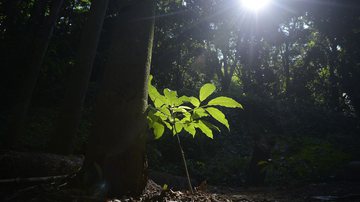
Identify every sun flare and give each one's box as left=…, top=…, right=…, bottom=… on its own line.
left=241, top=0, right=271, bottom=11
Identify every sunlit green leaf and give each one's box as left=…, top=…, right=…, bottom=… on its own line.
left=179, top=106, right=192, bottom=110
left=149, top=85, right=160, bottom=103
left=184, top=123, right=196, bottom=137
left=199, top=83, right=216, bottom=102
left=174, top=122, right=183, bottom=135
left=172, top=107, right=187, bottom=113
left=195, top=120, right=213, bottom=139
left=205, top=107, right=229, bottom=130
left=164, top=88, right=177, bottom=99
left=180, top=112, right=192, bottom=123
left=193, top=107, right=209, bottom=119
left=154, top=96, right=166, bottom=108
left=179, top=95, right=191, bottom=102
left=154, top=111, right=168, bottom=121
left=189, top=97, right=200, bottom=107
left=147, top=108, right=160, bottom=124
left=202, top=120, right=221, bottom=132
left=153, top=121, right=165, bottom=139
left=164, top=88, right=182, bottom=106
left=148, top=75, right=240, bottom=140
left=162, top=120, right=172, bottom=130
left=190, top=97, right=200, bottom=107
left=159, top=106, right=171, bottom=116
left=148, top=76, right=168, bottom=108
left=207, top=96, right=243, bottom=108
left=181, top=96, right=200, bottom=107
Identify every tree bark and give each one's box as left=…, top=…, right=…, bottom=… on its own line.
left=3, top=0, right=64, bottom=147
left=50, top=0, right=110, bottom=155
left=81, top=0, right=155, bottom=197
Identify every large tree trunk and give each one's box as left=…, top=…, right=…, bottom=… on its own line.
left=81, top=0, right=155, bottom=197
left=3, top=0, right=64, bottom=147
left=50, top=0, right=110, bottom=155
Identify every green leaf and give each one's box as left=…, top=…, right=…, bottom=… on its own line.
left=207, top=96, right=243, bottom=108
left=193, top=107, right=209, bottom=119
left=202, top=120, right=221, bottom=132
left=189, top=97, right=200, bottom=107
left=257, top=161, right=269, bottom=166
left=154, top=111, right=168, bottom=121
left=148, top=75, right=160, bottom=101
left=155, top=95, right=170, bottom=108
left=162, top=120, right=172, bottom=130
left=172, top=107, right=187, bottom=113
left=178, top=106, right=192, bottom=110
left=148, top=76, right=168, bottom=108
left=179, top=95, right=191, bottom=102
left=205, top=107, right=229, bottom=130
left=149, top=85, right=161, bottom=103
left=180, top=112, right=192, bottom=123
left=181, top=96, right=200, bottom=107
left=147, top=116, right=153, bottom=128
left=199, top=83, right=216, bottom=102
left=147, top=108, right=161, bottom=124
left=164, top=88, right=182, bottom=106
left=195, top=120, right=213, bottom=139
left=159, top=106, right=171, bottom=117
left=174, top=122, right=183, bottom=135
left=163, top=88, right=177, bottom=99
left=184, top=123, right=196, bottom=137
left=152, top=121, right=165, bottom=139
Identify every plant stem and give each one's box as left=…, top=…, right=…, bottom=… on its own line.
left=170, top=109, right=193, bottom=193
left=175, top=134, right=194, bottom=194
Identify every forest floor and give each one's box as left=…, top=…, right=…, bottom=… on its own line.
left=121, top=180, right=360, bottom=202
left=1, top=178, right=360, bottom=201
left=1, top=151, right=360, bottom=201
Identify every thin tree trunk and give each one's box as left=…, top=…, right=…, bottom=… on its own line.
left=328, top=39, right=339, bottom=111
left=4, top=0, right=64, bottom=147
left=81, top=0, right=155, bottom=197
left=282, top=42, right=290, bottom=94
left=50, top=0, right=110, bottom=155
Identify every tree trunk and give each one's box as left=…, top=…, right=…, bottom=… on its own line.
left=246, top=138, right=270, bottom=186
left=282, top=42, right=290, bottom=94
left=3, top=0, right=64, bottom=147
left=81, top=0, right=155, bottom=197
left=50, top=0, right=110, bottom=155
left=328, top=39, right=339, bottom=111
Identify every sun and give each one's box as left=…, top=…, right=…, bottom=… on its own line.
left=241, top=0, right=271, bottom=11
